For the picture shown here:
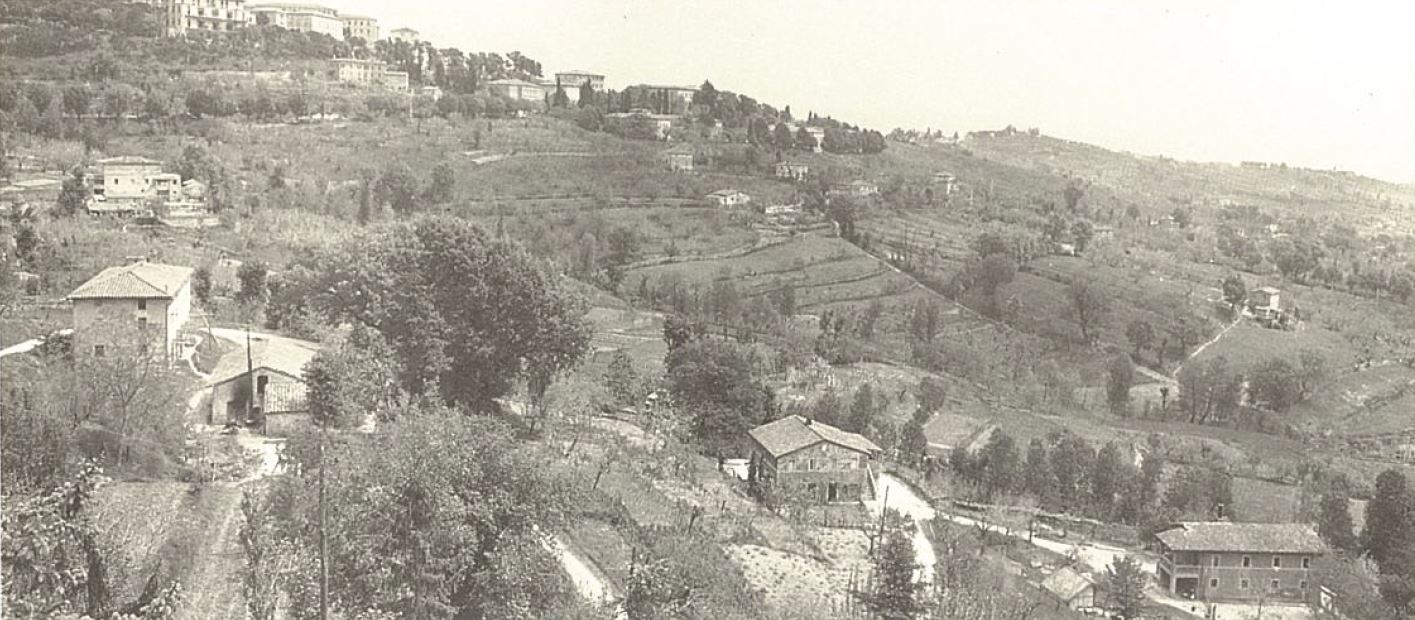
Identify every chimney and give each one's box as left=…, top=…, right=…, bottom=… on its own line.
left=803, top=417, right=812, bottom=426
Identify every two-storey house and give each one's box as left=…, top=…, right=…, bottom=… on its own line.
left=748, top=415, right=881, bottom=503
left=1154, top=522, right=1325, bottom=604
left=67, top=259, right=194, bottom=361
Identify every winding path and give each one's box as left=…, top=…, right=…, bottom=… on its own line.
left=864, top=473, right=938, bottom=584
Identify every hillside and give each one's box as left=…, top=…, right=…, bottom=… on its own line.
left=5, top=4, right=1415, bottom=618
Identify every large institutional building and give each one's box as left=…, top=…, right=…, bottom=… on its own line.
left=162, top=0, right=380, bottom=41
left=248, top=3, right=343, bottom=38
left=163, top=0, right=249, bottom=37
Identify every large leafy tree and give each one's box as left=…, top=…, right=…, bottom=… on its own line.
left=1318, top=489, right=1358, bottom=553
left=267, top=406, right=579, bottom=618
left=665, top=339, right=775, bottom=456
left=270, top=216, right=590, bottom=410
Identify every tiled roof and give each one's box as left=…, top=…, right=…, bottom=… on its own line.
left=708, top=189, right=746, bottom=197
left=1154, top=522, right=1325, bottom=554
left=68, top=262, right=192, bottom=300
left=208, top=338, right=319, bottom=387
left=1041, top=567, right=1093, bottom=601
left=749, top=415, right=881, bottom=458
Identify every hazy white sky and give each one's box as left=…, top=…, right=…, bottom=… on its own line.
left=333, top=0, right=1415, bottom=183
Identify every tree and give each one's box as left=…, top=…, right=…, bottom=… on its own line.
left=845, top=383, right=876, bottom=435
left=1063, top=183, right=1085, bottom=211
left=900, top=421, right=927, bottom=468
left=666, top=339, right=774, bottom=455
left=795, top=126, right=817, bottom=151
left=623, top=557, right=692, bottom=619
left=772, top=122, right=794, bottom=150
left=1170, top=206, right=1192, bottom=229
left=304, top=327, right=402, bottom=428
left=972, top=253, right=1017, bottom=298
left=268, top=216, right=590, bottom=409
left=1106, top=355, right=1135, bottom=416
left=267, top=405, right=579, bottom=618
left=374, top=164, right=420, bottom=214
left=424, top=162, right=456, bottom=204
left=602, top=349, right=640, bottom=406
left=857, top=525, right=925, bottom=619
left=1067, top=276, right=1109, bottom=345
left=192, top=266, right=213, bottom=306
left=1089, top=442, right=1129, bottom=519
left=550, top=84, right=569, bottom=108
left=1049, top=435, right=1094, bottom=513
left=1022, top=439, right=1050, bottom=502
left=980, top=431, right=1019, bottom=500
left=1125, top=319, right=1155, bottom=359
left=1221, top=274, right=1247, bottom=314
left=1318, top=490, right=1358, bottom=553
left=1248, top=357, right=1301, bottom=413
left=1106, top=556, right=1147, bottom=619
left=55, top=166, right=89, bottom=217
left=1364, top=470, right=1415, bottom=579
left=235, top=261, right=269, bottom=307
left=1071, top=220, right=1095, bottom=253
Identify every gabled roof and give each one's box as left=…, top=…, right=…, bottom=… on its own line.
left=1154, top=522, right=1325, bottom=554
left=708, top=189, right=747, bottom=197
left=68, top=262, right=193, bottom=300
left=1041, top=567, right=1093, bottom=602
left=1252, top=286, right=1281, bottom=295
left=749, top=415, right=881, bottom=458
left=208, top=338, right=319, bottom=387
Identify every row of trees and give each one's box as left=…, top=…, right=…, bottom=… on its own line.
left=1316, top=469, right=1415, bottom=615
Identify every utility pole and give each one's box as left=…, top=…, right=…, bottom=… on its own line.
left=244, top=327, right=253, bottom=426
left=318, top=419, right=329, bottom=620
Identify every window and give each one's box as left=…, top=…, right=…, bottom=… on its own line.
left=1208, top=578, right=1219, bottom=589
left=137, top=317, right=148, bottom=331
left=1211, top=556, right=1220, bottom=567
left=1242, top=556, right=1252, bottom=568
left=1300, top=580, right=1308, bottom=590
left=1240, top=579, right=1250, bottom=589
left=93, top=344, right=106, bottom=357
left=1270, top=579, right=1280, bottom=592
left=1302, top=557, right=1311, bottom=569
left=808, top=458, right=816, bottom=471
left=1273, top=556, right=1282, bottom=568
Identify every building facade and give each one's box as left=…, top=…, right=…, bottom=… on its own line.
left=339, top=14, right=378, bottom=41
left=332, top=58, right=407, bottom=91
left=387, top=27, right=419, bottom=43
left=1154, top=522, right=1325, bottom=603
left=554, top=70, right=605, bottom=102
left=163, top=0, right=250, bottom=37
left=248, top=3, right=342, bottom=38
left=207, top=338, right=316, bottom=434
left=666, top=151, right=694, bottom=172
left=775, top=161, right=810, bottom=181
left=748, top=415, right=881, bottom=503
left=706, top=189, right=750, bottom=207
left=487, top=78, right=546, bottom=102
left=67, top=259, right=194, bottom=361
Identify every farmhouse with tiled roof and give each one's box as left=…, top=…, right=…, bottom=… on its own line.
left=747, top=415, right=880, bottom=503
left=1154, top=522, right=1325, bottom=603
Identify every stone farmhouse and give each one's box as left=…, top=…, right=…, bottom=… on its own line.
left=706, top=189, right=751, bottom=207
left=1154, top=522, right=1325, bottom=604
left=747, top=415, right=881, bottom=503
left=67, top=258, right=194, bottom=362
left=775, top=161, right=810, bottom=182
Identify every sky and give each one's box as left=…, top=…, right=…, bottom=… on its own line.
left=330, top=0, right=1415, bottom=183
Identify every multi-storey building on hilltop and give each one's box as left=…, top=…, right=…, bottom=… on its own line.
left=163, top=0, right=250, bottom=37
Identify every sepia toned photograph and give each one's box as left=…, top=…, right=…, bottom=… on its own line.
left=1, top=1, right=1413, bottom=619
